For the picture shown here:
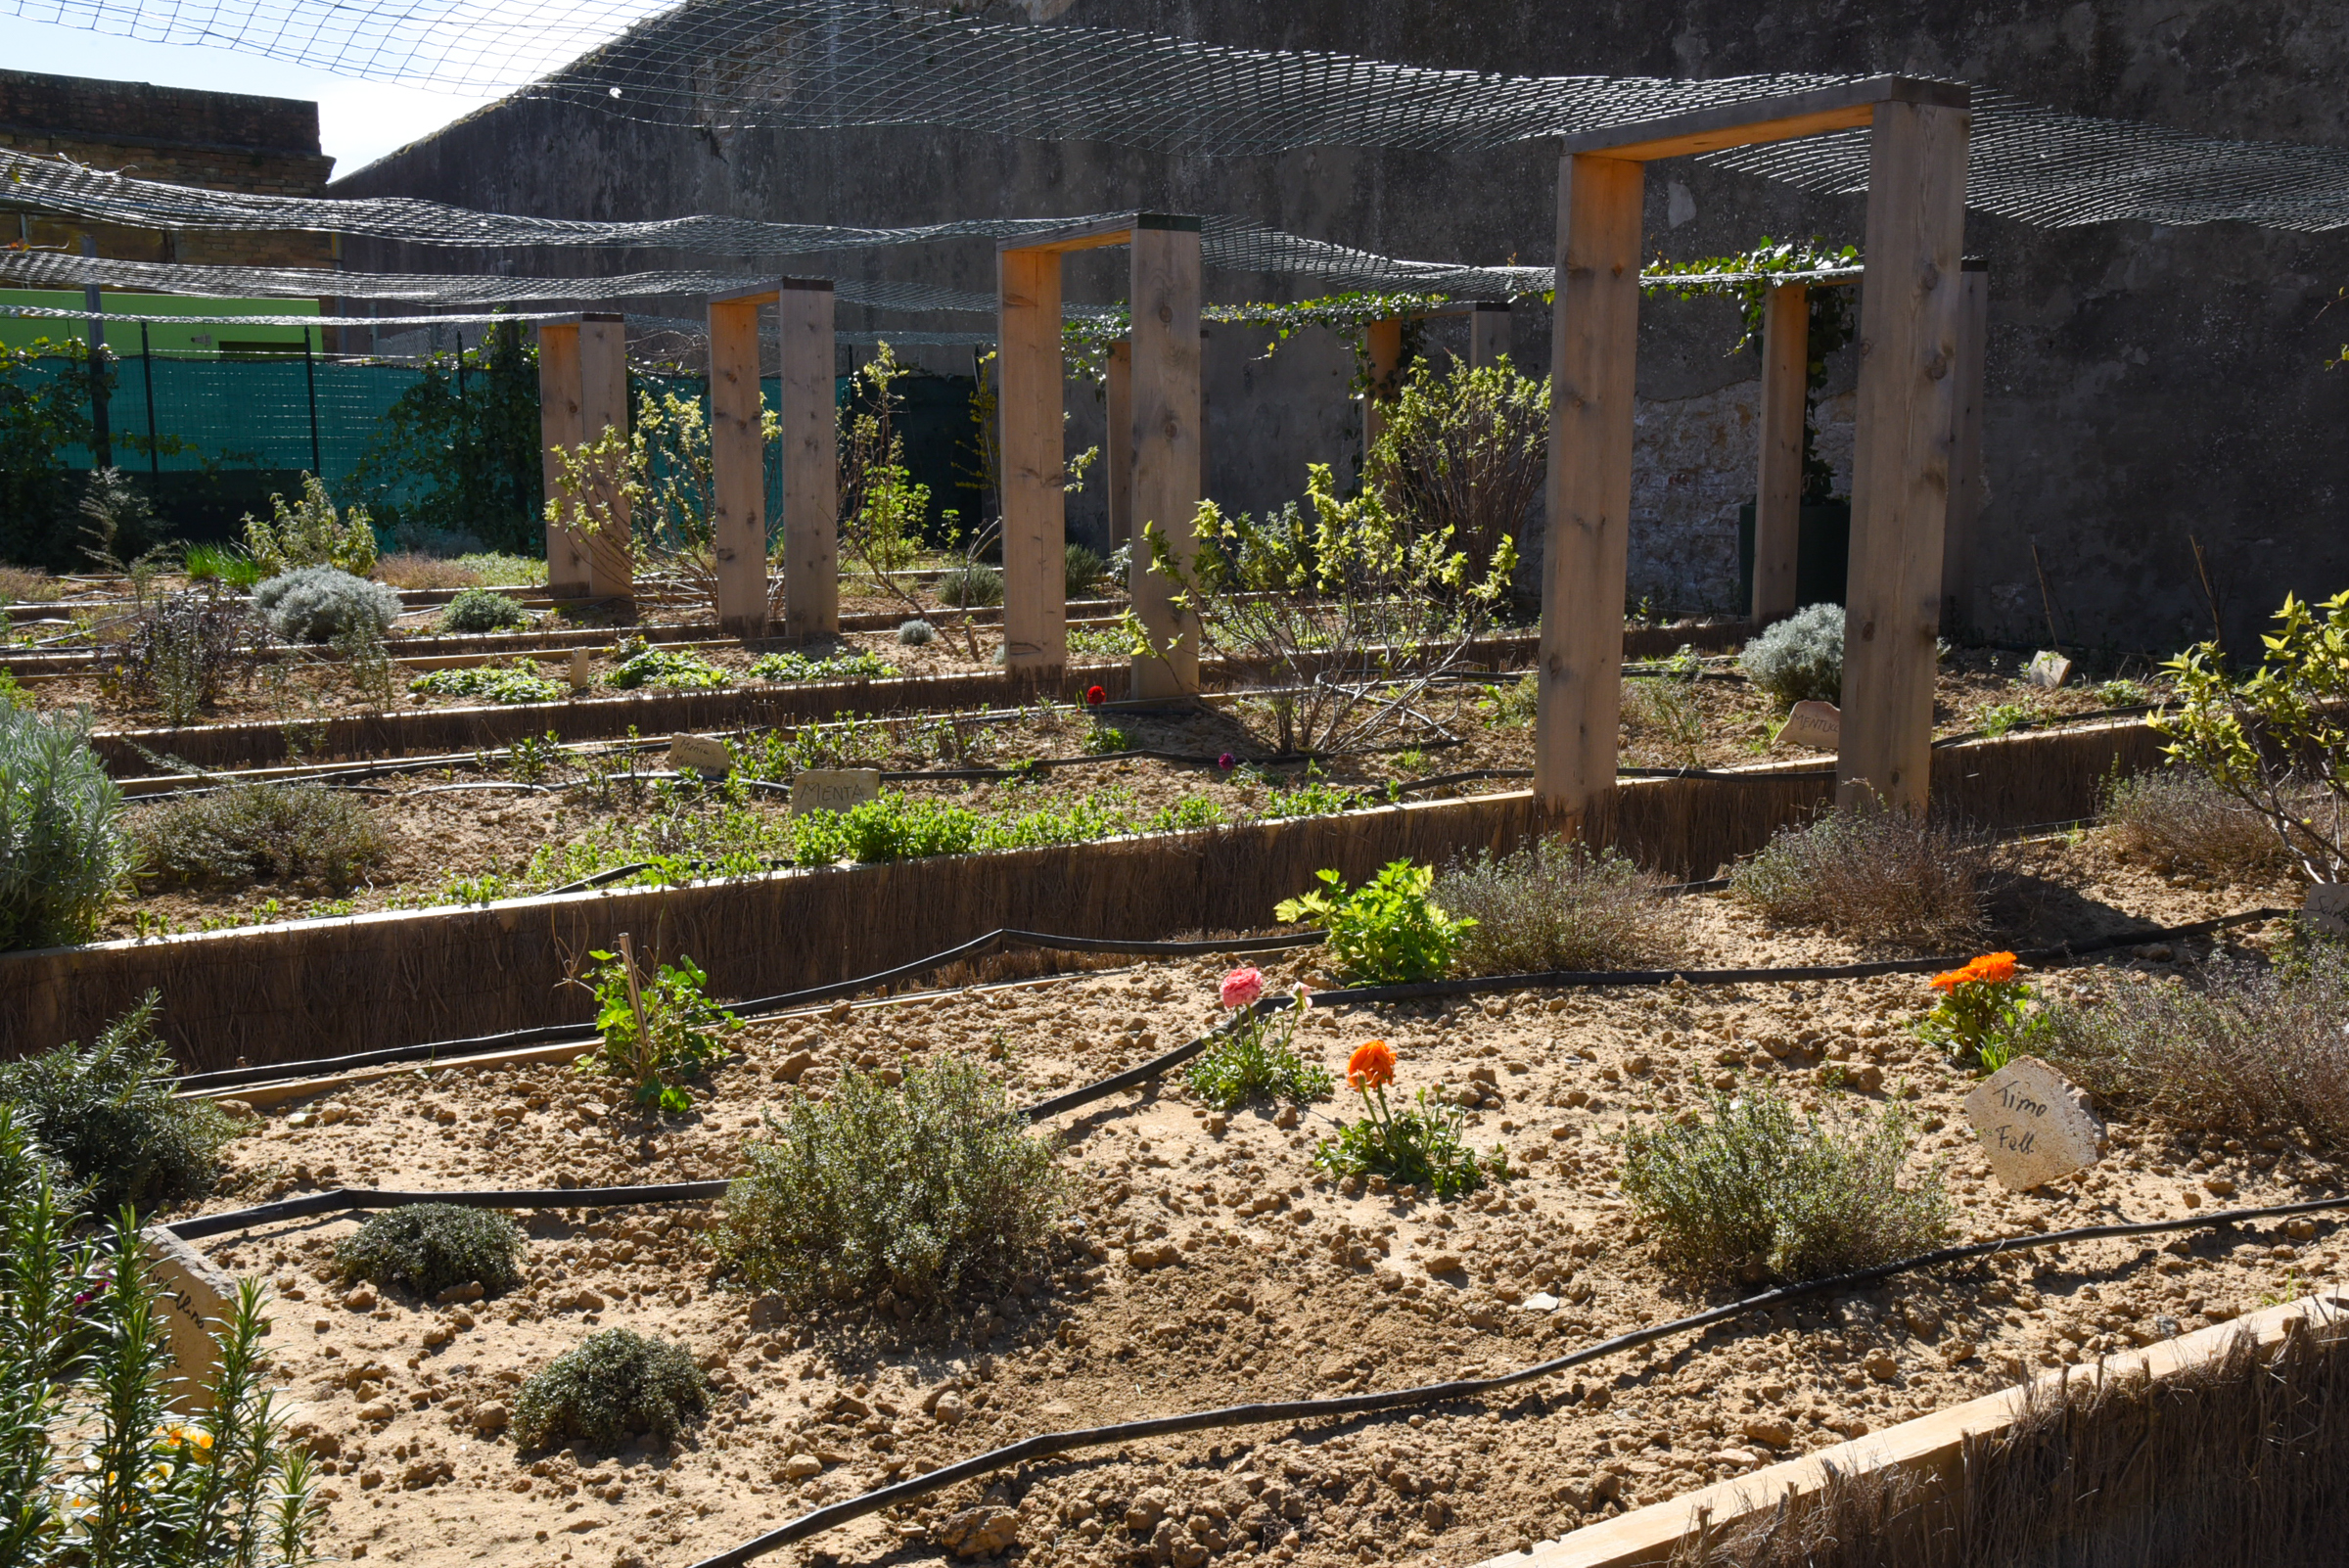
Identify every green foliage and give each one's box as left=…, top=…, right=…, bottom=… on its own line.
left=181, top=542, right=261, bottom=591
left=409, top=660, right=566, bottom=705
left=346, top=320, right=543, bottom=554
left=897, top=618, right=938, bottom=647
left=1066, top=291, right=1451, bottom=391
left=1275, top=860, right=1472, bottom=984
left=104, top=584, right=262, bottom=723
left=2100, top=765, right=2283, bottom=879
left=449, top=551, right=545, bottom=586
left=1261, top=777, right=1366, bottom=818
left=1436, top=839, right=1682, bottom=976
left=335, top=1203, right=527, bottom=1297
left=251, top=566, right=401, bottom=644
left=1914, top=954, right=2049, bottom=1074
left=1185, top=1008, right=1331, bottom=1111
left=242, top=473, right=377, bottom=577
left=1485, top=669, right=1538, bottom=727
left=604, top=639, right=732, bottom=690
left=129, top=781, right=390, bottom=895
left=1619, top=1085, right=1951, bottom=1283
left=0, top=1106, right=322, bottom=1568
left=2155, top=589, right=2349, bottom=881
left=1083, top=724, right=1131, bottom=756
left=793, top=793, right=978, bottom=863
left=437, top=586, right=530, bottom=634
left=2098, top=678, right=2151, bottom=708
left=1065, top=542, right=1106, bottom=599
left=76, top=467, right=163, bottom=574
left=0, top=338, right=106, bottom=569
left=1729, top=803, right=1999, bottom=953
left=513, top=1328, right=706, bottom=1450
left=0, top=707, right=132, bottom=950
left=576, top=947, right=738, bottom=1112
left=1977, top=701, right=2033, bottom=738
left=1313, top=1078, right=1498, bottom=1200
left=1146, top=796, right=1229, bottom=832
left=1739, top=602, right=1845, bottom=710
left=936, top=564, right=1004, bottom=608
left=838, top=344, right=932, bottom=580
left=1365, top=357, right=1548, bottom=571
left=0, top=994, right=233, bottom=1213
left=747, top=647, right=898, bottom=683
left=714, top=1055, right=1068, bottom=1312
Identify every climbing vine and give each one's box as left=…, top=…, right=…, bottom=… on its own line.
left=1062, top=291, right=1455, bottom=392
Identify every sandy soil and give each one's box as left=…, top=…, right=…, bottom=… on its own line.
left=166, top=841, right=2341, bottom=1568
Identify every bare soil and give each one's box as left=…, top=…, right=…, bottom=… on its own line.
left=166, top=838, right=2343, bottom=1568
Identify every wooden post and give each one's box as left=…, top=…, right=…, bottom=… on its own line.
left=1105, top=339, right=1132, bottom=550
left=535, top=319, right=591, bottom=598
left=1941, top=258, right=1989, bottom=637
left=1752, top=282, right=1808, bottom=626
left=1534, top=155, right=1645, bottom=828
left=1361, top=316, right=1404, bottom=456
left=998, top=245, right=1066, bottom=675
left=1127, top=216, right=1204, bottom=701
left=1469, top=301, right=1511, bottom=368
left=1839, top=100, right=1971, bottom=814
left=706, top=287, right=771, bottom=636
left=779, top=279, right=839, bottom=642
left=576, top=312, right=632, bottom=606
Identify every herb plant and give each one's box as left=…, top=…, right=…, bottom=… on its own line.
left=513, top=1328, right=706, bottom=1449
left=335, top=1203, right=527, bottom=1297
left=1276, top=860, right=1472, bottom=985
left=0, top=993, right=233, bottom=1212
left=242, top=472, right=378, bottom=576
left=409, top=661, right=567, bottom=705
left=747, top=647, right=898, bottom=682
left=0, top=706, right=133, bottom=950
left=604, top=639, right=732, bottom=690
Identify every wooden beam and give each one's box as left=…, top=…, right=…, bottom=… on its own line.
left=1534, top=155, right=1645, bottom=826
left=707, top=290, right=770, bottom=636
left=1105, top=339, right=1132, bottom=550
left=1839, top=100, right=1971, bottom=813
left=1941, top=258, right=1989, bottom=637
left=1468, top=300, right=1511, bottom=368
left=576, top=313, right=632, bottom=606
left=1127, top=222, right=1204, bottom=701
left=998, top=211, right=1198, bottom=255
left=1362, top=316, right=1404, bottom=456
left=1553, top=75, right=1968, bottom=161
left=533, top=319, right=590, bottom=597
left=779, top=279, right=838, bottom=642
left=1751, top=283, right=1808, bottom=627
left=998, top=245, right=1066, bottom=674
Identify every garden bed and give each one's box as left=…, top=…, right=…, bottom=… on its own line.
left=161, top=848, right=2342, bottom=1568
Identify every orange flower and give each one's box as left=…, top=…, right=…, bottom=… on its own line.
left=1930, top=951, right=2020, bottom=991
left=1347, top=1040, right=1398, bottom=1091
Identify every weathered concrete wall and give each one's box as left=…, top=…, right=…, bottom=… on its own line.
left=336, top=0, right=2349, bottom=651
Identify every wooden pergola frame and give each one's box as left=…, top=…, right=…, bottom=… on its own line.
left=535, top=311, right=632, bottom=605
left=999, top=212, right=1203, bottom=695
left=704, top=277, right=837, bottom=639
left=1539, top=75, right=1972, bottom=825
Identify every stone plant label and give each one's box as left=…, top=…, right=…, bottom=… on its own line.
left=2024, top=650, right=2073, bottom=690
left=668, top=733, right=732, bottom=778
left=1963, top=1055, right=2107, bottom=1191
left=792, top=768, right=882, bottom=816
left=2303, top=882, right=2349, bottom=937
left=1774, top=700, right=1841, bottom=751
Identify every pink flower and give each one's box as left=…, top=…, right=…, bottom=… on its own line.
left=1218, top=753, right=1236, bottom=770
left=1219, top=967, right=1265, bottom=1009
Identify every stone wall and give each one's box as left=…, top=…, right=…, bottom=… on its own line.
left=332, top=0, right=2349, bottom=653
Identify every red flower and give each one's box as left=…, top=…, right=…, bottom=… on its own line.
left=1085, top=685, right=1107, bottom=706
left=1219, top=967, right=1266, bottom=1009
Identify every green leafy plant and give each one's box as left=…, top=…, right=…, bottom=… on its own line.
left=2098, top=677, right=2151, bottom=708
left=1435, top=839, right=1683, bottom=976
left=0, top=1105, right=322, bottom=1567
left=747, top=647, right=898, bottom=683
left=0, top=337, right=107, bottom=568
left=576, top=945, right=738, bottom=1112
left=242, top=472, right=378, bottom=577
left=1185, top=968, right=1332, bottom=1110
left=409, top=660, right=567, bottom=705
left=2156, top=589, right=2349, bottom=881
left=437, top=586, right=530, bottom=634
left=0, top=993, right=233, bottom=1212
left=1978, top=701, right=2033, bottom=738
left=1486, top=669, right=1538, bottom=727
left=1738, top=601, right=1844, bottom=710
left=1146, top=796, right=1228, bottom=832
left=1083, top=725, right=1131, bottom=756
left=1364, top=356, right=1548, bottom=571
left=1914, top=951, right=2049, bottom=1073
left=1619, top=1085, right=1952, bottom=1283
left=128, top=781, right=390, bottom=895
left=714, top=1055, right=1068, bottom=1312
left=103, top=583, right=263, bottom=723
left=179, top=544, right=260, bottom=590
left=1275, top=859, right=1472, bottom=984
left=335, top=1203, right=527, bottom=1297
left=346, top=319, right=542, bottom=555
left=936, top=564, right=1004, bottom=608
left=604, top=639, right=732, bottom=690
left=0, top=706, right=133, bottom=950
left=898, top=618, right=938, bottom=647
left=1262, top=776, right=1365, bottom=819
left=512, top=1328, right=706, bottom=1450
left=1312, top=1040, right=1499, bottom=1198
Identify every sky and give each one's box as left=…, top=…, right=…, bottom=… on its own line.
left=1, top=16, right=499, bottom=177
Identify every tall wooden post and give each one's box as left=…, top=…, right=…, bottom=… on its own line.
left=1752, top=283, right=1809, bottom=626
left=1105, top=339, right=1132, bottom=551
left=576, top=313, right=632, bottom=606
left=779, top=278, right=839, bottom=641
left=998, top=246, right=1065, bottom=675
left=1534, top=154, right=1645, bottom=828
left=1362, top=315, right=1404, bottom=455
left=1840, top=100, right=1972, bottom=814
left=706, top=286, right=772, bottom=636
left=1940, top=258, right=1989, bottom=637
left=1127, top=216, right=1204, bottom=701
left=1469, top=301, right=1511, bottom=368
left=534, top=319, right=590, bottom=598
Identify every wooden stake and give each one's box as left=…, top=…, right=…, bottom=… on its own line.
left=1127, top=218, right=1204, bottom=701
left=1939, top=260, right=1989, bottom=636
left=534, top=320, right=590, bottom=598
left=1752, top=283, right=1808, bottom=627
left=576, top=314, right=633, bottom=608
left=1838, top=99, right=1970, bottom=814
left=779, top=280, right=839, bottom=642
left=1534, top=154, right=1645, bottom=829
left=1468, top=301, right=1511, bottom=368
left=614, top=931, right=651, bottom=1057
left=998, top=245, right=1066, bottom=674
left=1361, top=316, right=1404, bottom=456
left=707, top=293, right=769, bottom=636
left=1105, top=339, right=1132, bottom=550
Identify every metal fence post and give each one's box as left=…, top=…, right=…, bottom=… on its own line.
left=302, top=332, right=322, bottom=478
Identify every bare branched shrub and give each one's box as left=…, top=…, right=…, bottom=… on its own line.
left=374, top=550, right=484, bottom=590
left=2101, top=766, right=2287, bottom=880
left=1730, top=804, right=2003, bottom=953
left=1436, top=839, right=1684, bottom=975
left=103, top=583, right=264, bottom=722
left=2043, top=949, right=2349, bottom=1150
